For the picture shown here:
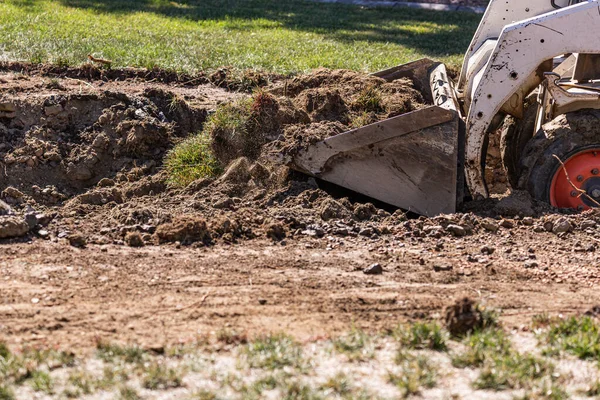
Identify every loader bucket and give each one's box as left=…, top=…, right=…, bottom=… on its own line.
left=289, top=59, right=465, bottom=216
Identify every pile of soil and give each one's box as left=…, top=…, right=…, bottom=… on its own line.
left=0, top=64, right=580, bottom=250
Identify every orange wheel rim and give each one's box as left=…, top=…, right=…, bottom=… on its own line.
left=550, top=148, right=600, bottom=210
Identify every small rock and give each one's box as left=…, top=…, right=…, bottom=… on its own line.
left=125, top=231, right=145, bottom=247
left=37, top=229, right=49, bottom=239
left=580, top=219, right=597, bottom=230
left=359, top=227, right=374, bottom=237
left=552, top=218, right=572, bottom=234
left=433, top=265, right=453, bottom=272
left=543, top=221, right=554, bottom=232
left=0, top=216, right=29, bottom=238
left=68, top=234, right=87, bottom=248
left=24, top=213, right=38, bottom=230
left=446, top=224, right=466, bottom=237
left=499, top=219, right=514, bottom=229
left=533, top=225, right=545, bottom=233
left=480, top=245, right=495, bottom=255
left=258, top=299, right=267, bottom=305
left=0, top=200, right=13, bottom=216
left=522, top=217, right=534, bottom=226
left=363, top=263, right=383, bottom=275
left=97, top=178, right=115, bottom=187
left=480, top=219, right=499, bottom=232
left=2, top=187, right=24, bottom=200
left=524, top=260, right=539, bottom=268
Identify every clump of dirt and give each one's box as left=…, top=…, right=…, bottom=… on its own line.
left=444, top=297, right=490, bottom=336
left=156, top=215, right=211, bottom=245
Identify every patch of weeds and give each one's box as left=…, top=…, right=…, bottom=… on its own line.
left=352, top=85, right=384, bottom=113
left=118, top=385, right=141, bottom=400
left=332, top=327, right=374, bottom=361
left=451, top=328, right=511, bottom=368
left=281, top=380, right=322, bottom=400
left=394, top=322, right=448, bottom=351
left=515, top=381, right=569, bottom=399
left=29, top=370, right=53, bottom=394
left=320, top=372, right=352, bottom=396
left=541, top=316, right=600, bottom=361
left=242, top=333, right=304, bottom=370
left=389, top=353, right=436, bottom=398
left=0, top=385, right=15, bottom=400
left=475, top=352, right=554, bottom=391
left=96, top=340, right=145, bottom=364
left=164, top=131, right=222, bottom=186
left=246, top=373, right=281, bottom=394
left=142, top=362, right=185, bottom=390
left=191, top=389, right=219, bottom=400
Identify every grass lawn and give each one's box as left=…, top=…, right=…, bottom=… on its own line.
left=0, top=0, right=481, bottom=74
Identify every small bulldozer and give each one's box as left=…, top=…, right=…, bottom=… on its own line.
left=289, top=0, right=600, bottom=216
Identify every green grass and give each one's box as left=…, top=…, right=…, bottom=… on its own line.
left=142, top=362, right=185, bottom=390
left=242, top=333, right=305, bottom=370
left=0, top=0, right=480, bottom=74
left=332, top=327, right=375, bottom=362
left=540, top=316, right=600, bottom=361
left=452, top=329, right=558, bottom=392
left=96, top=341, right=146, bottom=364
left=393, top=322, right=448, bottom=351
left=0, top=385, right=14, bottom=400
left=164, top=131, right=223, bottom=186
left=388, top=353, right=437, bottom=398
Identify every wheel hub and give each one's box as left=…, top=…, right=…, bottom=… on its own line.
left=550, top=149, right=600, bottom=210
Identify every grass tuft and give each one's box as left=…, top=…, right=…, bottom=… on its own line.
left=96, top=341, right=145, bottom=364
left=540, top=316, right=600, bottom=361
left=30, top=370, right=54, bottom=394
left=0, top=385, right=14, bottom=400
left=389, top=353, right=436, bottom=398
left=352, top=86, right=384, bottom=113
left=332, top=327, right=374, bottom=362
left=164, top=131, right=222, bottom=186
left=320, top=372, right=352, bottom=396
left=451, top=328, right=511, bottom=368
left=242, top=333, right=304, bottom=370
left=394, top=322, right=448, bottom=351
left=142, top=362, right=185, bottom=390
left=474, top=353, right=554, bottom=391
left=118, top=385, right=141, bottom=400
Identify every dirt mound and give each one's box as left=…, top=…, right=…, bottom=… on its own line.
left=0, top=67, right=584, bottom=249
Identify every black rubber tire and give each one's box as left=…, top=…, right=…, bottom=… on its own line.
left=518, top=109, right=600, bottom=204
left=500, top=95, right=538, bottom=188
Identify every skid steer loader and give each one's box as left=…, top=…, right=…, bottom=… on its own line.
left=288, top=0, right=600, bottom=216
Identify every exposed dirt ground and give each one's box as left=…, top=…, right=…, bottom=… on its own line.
left=1, top=65, right=599, bottom=356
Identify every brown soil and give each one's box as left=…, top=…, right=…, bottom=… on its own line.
left=1, top=66, right=599, bottom=352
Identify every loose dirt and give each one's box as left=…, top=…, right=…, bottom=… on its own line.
left=0, top=65, right=599, bottom=353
